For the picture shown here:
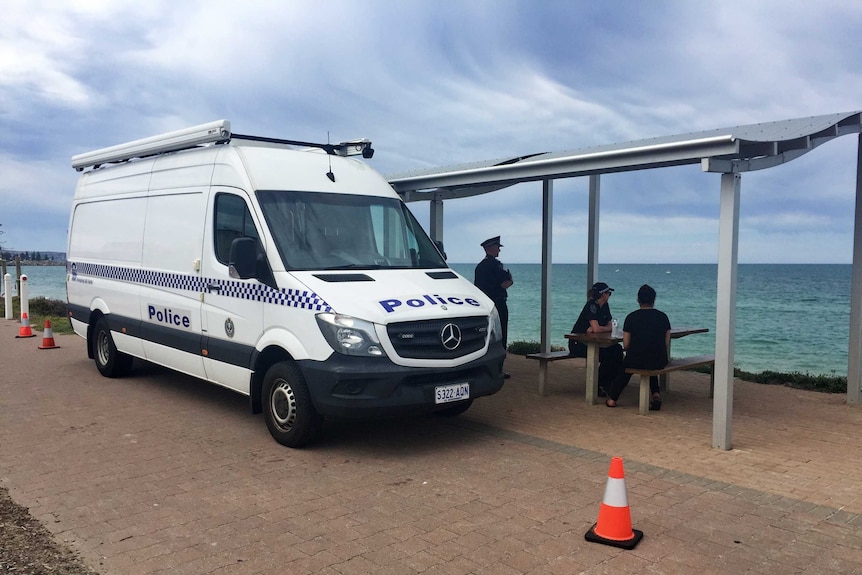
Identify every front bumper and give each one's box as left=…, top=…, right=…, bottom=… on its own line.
left=297, top=344, right=507, bottom=418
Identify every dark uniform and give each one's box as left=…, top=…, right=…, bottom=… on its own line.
left=474, top=236, right=512, bottom=349
left=606, top=307, right=671, bottom=403
left=568, top=286, right=624, bottom=393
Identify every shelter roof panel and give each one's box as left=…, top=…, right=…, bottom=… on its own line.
left=389, top=111, right=862, bottom=198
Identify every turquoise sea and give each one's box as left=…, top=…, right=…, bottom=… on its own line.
left=451, top=263, right=852, bottom=377
left=6, top=263, right=853, bottom=376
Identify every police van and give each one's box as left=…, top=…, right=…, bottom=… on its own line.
left=67, top=120, right=506, bottom=447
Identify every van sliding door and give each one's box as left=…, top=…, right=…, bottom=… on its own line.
left=139, top=189, right=207, bottom=379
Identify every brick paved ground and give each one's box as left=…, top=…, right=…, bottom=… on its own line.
left=2, top=319, right=862, bottom=574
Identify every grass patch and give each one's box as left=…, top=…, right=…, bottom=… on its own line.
left=689, top=364, right=846, bottom=393
left=508, top=340, right=566, bottom=355
left=0, top=296, right=73, bottom=335
left=733, top=368, right=846, bottom=393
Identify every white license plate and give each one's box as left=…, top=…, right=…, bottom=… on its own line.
left=434, top=382, right=470, bottom=404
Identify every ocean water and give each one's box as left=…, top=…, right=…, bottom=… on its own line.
left=2, top=265, right=68, bottom=301
left=451, top=263, right=852, bottom=377
left=6, top=263, right=852, bottom=376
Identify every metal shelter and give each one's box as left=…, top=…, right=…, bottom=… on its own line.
left=387, top=111, right=862, bottom=450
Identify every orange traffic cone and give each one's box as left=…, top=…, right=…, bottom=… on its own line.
left=38, top=320, right=60, bottom=349
left=16, top=312, right=36, bottom=338
left=585, top=457, right=643, bottom=549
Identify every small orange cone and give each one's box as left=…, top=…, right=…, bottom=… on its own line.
left=16, top=312, right=36, bottom=338
left=585, top=457, right=643, bottom=549
left=38, top=320, right=60, bottom=349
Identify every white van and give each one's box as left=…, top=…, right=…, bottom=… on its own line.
left=66, top=120, right=506, bottom=447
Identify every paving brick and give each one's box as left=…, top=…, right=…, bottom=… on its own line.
left=4, top=326, right=862, bottom=574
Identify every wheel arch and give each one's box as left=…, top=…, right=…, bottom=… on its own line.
left=85, top=308, right=107, bottom=360
left=249, top=345, right=296, bottom=414
left=84, top=298, right=111, bottom=360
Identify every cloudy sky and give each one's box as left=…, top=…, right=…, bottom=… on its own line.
left=2, top=0, right=860, bottom=264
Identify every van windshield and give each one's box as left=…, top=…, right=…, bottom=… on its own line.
left=257, top=190, right=448, bottom=271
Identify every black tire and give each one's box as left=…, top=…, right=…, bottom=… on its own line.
left=434, top=399, right=473, bottom=417
left=262, top=361, right=322, bottom=448
left=92, top=317, right=133, bottom=378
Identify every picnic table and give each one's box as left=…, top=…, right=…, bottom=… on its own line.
left=564, top=327, right=710, bottom=405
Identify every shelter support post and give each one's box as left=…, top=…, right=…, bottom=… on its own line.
left=848, top=134, right=862, bottom=404
left=713, top=172, right=740, bottom=450
left=540, top=179, right=554, bottom=354
left=429, top=195, right=444, bottom=242
left=587, top=175, right=600, bottom=293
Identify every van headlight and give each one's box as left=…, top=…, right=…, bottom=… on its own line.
left=316, top=313, right=386, bottom=357
left=489, top=307, right=503, bottom=343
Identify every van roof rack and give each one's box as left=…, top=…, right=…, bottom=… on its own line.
left=71, top=120, right=374, bottom=171
left=230, top=134, right=374, bottom=159
left=71, top=120, right=231, bottom=171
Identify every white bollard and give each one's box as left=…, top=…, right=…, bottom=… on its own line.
left=3, top=273, right=11, bottom=320
left=20, top=274, right=29, bottom=320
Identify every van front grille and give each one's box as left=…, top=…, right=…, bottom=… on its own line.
left=387, top=316, right=488, bottom=359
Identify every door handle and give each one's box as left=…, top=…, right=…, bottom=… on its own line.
left=207, top=284, right=222, bottom=293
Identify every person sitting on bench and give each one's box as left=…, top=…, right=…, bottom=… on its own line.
left=568, top=282, right=624, bottom=397
left=605, top=284, right=670, bottom=410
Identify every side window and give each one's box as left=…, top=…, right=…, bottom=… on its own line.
left=214, top=193, right=260, bottom=265
left=370, top=203, right=412, bottom=263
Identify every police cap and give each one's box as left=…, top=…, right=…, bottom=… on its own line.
left=481, top=236, right=502, bottom=249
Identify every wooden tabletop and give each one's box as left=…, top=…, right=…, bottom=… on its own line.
left=564, top=332, right=621, bottom=343
left=565, top=326, right=708, bottom=343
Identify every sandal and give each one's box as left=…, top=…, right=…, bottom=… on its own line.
left=649, top=396, right=662, bottom=411
left=605, top=399, right=617, bottom=408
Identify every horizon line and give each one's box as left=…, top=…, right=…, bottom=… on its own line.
left=449, top=261, right=853, bottom=266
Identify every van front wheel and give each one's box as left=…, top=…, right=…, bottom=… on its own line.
left=262, top=362, right=322, bottom=448
left=93, top=317, right=133, bottom=378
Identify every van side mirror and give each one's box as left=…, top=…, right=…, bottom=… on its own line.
left=434, top=240, right=447, bottom=261
left=229, top=237, right=258, bottom=279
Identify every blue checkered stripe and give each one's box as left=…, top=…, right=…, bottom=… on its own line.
left=71, top=262, right=332, bottom=312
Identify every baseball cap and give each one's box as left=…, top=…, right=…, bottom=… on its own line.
left=592, top=282, right=614, bottom=295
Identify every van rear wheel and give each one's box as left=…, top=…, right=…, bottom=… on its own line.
left=262, top=361, right=322, bottom=448
left=93, top=317, right=133, bottom=378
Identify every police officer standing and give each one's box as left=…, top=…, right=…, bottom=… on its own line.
left=475, top=236, right=513, bottom=377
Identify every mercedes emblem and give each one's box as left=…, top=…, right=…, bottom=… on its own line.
left=440, top=323, right=462, bottom=350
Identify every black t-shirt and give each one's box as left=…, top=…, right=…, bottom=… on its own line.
left=571, top=299, right=612, bottom=333
left=623, top=308, right=671, bottom=369
left=474, top=256, right=511, bottom=301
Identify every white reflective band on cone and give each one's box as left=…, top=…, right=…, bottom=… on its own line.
left=602, top=477, right=629, bottom=507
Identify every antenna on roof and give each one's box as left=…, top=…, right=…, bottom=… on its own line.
left=326, top=131, right=336, bottom=182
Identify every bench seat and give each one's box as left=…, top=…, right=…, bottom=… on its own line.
left=526, top=351, right=587, bottom=395
left=526, top=351, right=575, bottom=362
left=626, top=354, right=716, bottom=414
